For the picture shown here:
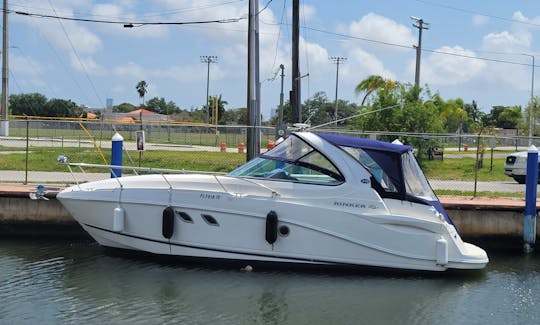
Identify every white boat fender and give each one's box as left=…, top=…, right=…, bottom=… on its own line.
left=162, top=207, right=175, bottom=239
left=113, top=206, right=125, bottom=232
left=436, top=238, right=448, bottom=265
left=265, top=211, right=278, bottom=245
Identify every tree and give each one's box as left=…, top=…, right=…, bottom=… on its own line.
left=222, top=107, right=248, bottom=125
left=145, top=97, right=181, bottom=115
left=9, top=93, right=48, bottom=116
left=44, top=98, right=83, bottom=117
left=135, top=80, right=148, bottom=106
left=439, top=98, right=467, bottom=133
left=486, top=105, right=522, bottom=129
left=355, top=75, right=390, bottom=105
left=353, top=81, right=444, bottom=137
left=524, top=97, right=540, bottom=135
left=113, top=102, right=136, bottom=113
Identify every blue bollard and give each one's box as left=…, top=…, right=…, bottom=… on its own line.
left=111, top=132, right=124, bottom=178
left=524, top=145, right=538, bottom=252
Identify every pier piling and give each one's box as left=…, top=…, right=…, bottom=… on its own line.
left=523, top=145, right=538, bottom=253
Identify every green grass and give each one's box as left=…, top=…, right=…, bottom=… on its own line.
left=0, top=145, right=511, bottom=181
left=421, top=157, right=507, bottom=181
left=0, top=146, right=245, bottom=173
left=7, top=125, right=279, bottom=148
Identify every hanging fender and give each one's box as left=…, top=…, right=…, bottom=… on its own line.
left=266, top=211, right=278, bottom=245
left=162, top=207, right=175, bottom=239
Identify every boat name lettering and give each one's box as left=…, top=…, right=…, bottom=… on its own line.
left=333, top=201, right=366, bottom=208
left=200, top=193, right=221, bottom=200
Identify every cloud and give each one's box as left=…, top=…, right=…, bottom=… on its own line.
left=69, top=54, right=105, bottom=75
left=90, top=3, right=168, bottom=38
left=113, top=61, right=224, bottom=83
left=472, top=15, right=489, bottom=26
left=422, top=46, right=486, bottom=86
left=346, top=13, right=415, bottom=52
left=11, top=55, right=44, bottom=76
left=482, top=30, right=531, bottom=52
left=299, top=4, right=317, bottom=22
left=343, top=48, right=395, bottom=83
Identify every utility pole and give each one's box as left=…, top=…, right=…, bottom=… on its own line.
left=330, top=56, right=346, bottom=126
left=200, top=55, right=217, bottom=124
left=291, top=0, right=301, bottom=123
left=246, top=0, right=260, bottom=160
left=411, top=16, right=429, bottom=88
left=276, top=64, right=285, bottom=139
left=0, top=0, right=8, bottom=136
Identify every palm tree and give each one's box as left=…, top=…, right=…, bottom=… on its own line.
left=135, top=81, right=148, bottom=106
left=354, top=75, right=386, bottom=106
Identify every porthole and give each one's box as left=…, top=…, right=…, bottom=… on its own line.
left=279, top=225, right=290, bottom=237
left=178, top=211, right=193, bottom=223
left=202, top=214, right=219, bottom=226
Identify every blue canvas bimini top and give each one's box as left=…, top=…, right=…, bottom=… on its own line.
left=317, top=133, right=412, bottom=154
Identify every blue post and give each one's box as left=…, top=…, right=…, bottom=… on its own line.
left=111, top=132, right=124, bottom=178
left=524, top=145, right=538, bottom=252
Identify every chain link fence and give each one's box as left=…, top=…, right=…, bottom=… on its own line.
left=0, top=117, right=536, bottom=197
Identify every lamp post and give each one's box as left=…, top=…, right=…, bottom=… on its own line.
left=201, top=55, right=217, bottom=124
left=0, top=0, right=9, bottom=136
left=522, top=54, right=535, bottom=145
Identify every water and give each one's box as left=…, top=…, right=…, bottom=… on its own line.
left=1, top=239, right=540, bottom=325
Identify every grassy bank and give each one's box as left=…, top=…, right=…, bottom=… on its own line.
left=0, top=146, right=246, bottom=173
left=0, top=145, right=510, bottom=181
left=421, top=156, right=506, bottom=181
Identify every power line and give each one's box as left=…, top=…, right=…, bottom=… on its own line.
left=413, top=0, right=540, bottom=28
left=46, top=0, right=104, bottom=107
left=9, top=9, right=245, bottom=27
left=298, top=25, right=537, bottom=68
left=9, top=0, right=245, bottom=21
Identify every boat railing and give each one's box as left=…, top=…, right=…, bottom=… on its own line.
left=56, top=155, right=226, bottom=188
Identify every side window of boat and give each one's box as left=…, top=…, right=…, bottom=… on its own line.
left=342, top=146, right=398, bottom=192
left=290, top=151, right=344, bottom=185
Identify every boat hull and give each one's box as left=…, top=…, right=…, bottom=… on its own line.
left=58, top=175, right=488, bottom=272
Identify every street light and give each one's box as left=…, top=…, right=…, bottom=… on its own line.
left=200, top=55, right=217, bottom=124
left=523, top=53, right=535, bottom=145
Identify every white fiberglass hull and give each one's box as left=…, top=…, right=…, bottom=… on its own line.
left=58, top=174, right=488, bottom=272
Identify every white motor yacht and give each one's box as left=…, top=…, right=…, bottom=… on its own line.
left=57, top=132, right=488, bottom=271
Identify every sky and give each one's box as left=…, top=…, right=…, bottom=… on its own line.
left=6, top=0, right=540, bottom=122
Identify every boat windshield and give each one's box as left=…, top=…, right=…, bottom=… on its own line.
left=228, top=135, right=344, bottom=185
left=402, top=151, right=437, bottom=201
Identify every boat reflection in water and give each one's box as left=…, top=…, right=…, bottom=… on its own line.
left=5, top=239, right=540, bottom=324
left=57, top=132, right=488, bottom=271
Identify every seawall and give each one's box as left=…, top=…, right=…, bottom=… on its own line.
left=0, top=185, right=536, bottom=244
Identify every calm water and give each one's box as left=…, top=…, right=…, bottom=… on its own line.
left=1, top=239, right=540, bottom=325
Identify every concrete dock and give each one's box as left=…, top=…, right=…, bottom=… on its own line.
left=0, top=183, right=538, bottom=245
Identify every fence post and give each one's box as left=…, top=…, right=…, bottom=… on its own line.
left=111, top=132, right=123, bottom=178
left=524, top=145, right=538, bottom=253
left=25, top=118, right=29, bottom=185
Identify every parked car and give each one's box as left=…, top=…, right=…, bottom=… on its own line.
left=504, top=151, right=540, bottom=184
